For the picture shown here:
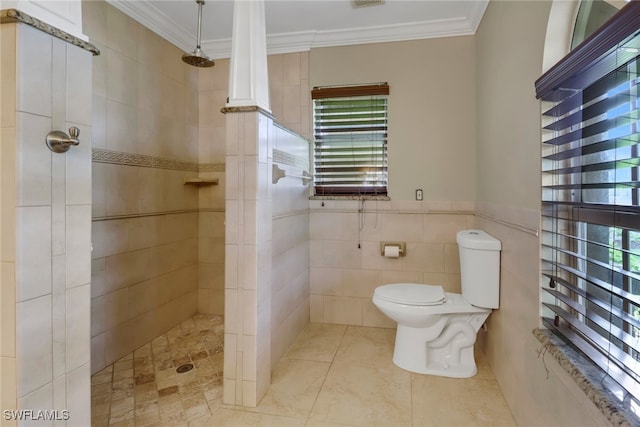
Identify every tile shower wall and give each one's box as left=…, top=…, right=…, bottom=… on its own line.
left=223, top=110, right=273, bottom=407
left=271, top=125, right=311, bottom=368
left=83, top=0, right=201, bottom=374
left=223, top=112, right=310, bottom=406
left=198, top=59, right=228, bottom=316
left=309, top=201, right=475, bottom=327
left=0, top=22, right=93, bottom=426
left=196, top=52, right=309, bottom=317
left=268, top=53, right=311, bottom=140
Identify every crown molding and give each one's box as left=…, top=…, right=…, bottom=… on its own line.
left=106, top=0, right=194, bottom=51
left=107, top=0, right=489, bottom=59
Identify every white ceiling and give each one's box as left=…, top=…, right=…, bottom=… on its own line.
left=106, top=0, right=489, bottom=59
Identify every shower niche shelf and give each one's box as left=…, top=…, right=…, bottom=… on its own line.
left=183, top=178, right=219, bottom=186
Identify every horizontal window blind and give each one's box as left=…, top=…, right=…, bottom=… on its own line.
left=312, top=84, right=389, bottom=196
left=536, top=2, right=640, bottom=401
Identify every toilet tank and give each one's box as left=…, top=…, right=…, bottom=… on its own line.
left=457, top=230, right=501, bottom=309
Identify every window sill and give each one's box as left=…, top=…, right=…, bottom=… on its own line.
left=309, top=195, right=390, bottom=201
left=533, top=328, right=639, bottom=426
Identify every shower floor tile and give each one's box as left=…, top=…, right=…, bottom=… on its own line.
left=91, top=314, right=224, bottom=427
left=91, top=315, right=515, bottom=427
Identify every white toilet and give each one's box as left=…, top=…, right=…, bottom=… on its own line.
left=372, top=229, right=501, bottom=378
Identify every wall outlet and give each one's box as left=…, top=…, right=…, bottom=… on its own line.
left=415, top=189, right=423, bottom=201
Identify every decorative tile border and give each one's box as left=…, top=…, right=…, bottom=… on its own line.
left=92, top=149, right=199, bottom=171
left=199, top=163, right=226, bottom=173
left=92, top=149, right=225, bottom=173
left=533, top=328, right=637, bottom=427
left=0, top=9, right=100, bottom=56
left=220, top=105, right=274, bottom=120
left=273, top=148, right=309, bottom=172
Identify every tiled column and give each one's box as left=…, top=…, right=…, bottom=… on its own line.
left=223, top=109, right=272, bottom=407
left=0, top=17, right=96, bottom=426
left=226, top=0, right=270, bottom=111
left=222, top=0, right=272, bottom=407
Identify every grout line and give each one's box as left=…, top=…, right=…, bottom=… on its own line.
left=303, top=324, right=348, bottom=426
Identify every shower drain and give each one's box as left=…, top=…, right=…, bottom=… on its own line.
left=176, top=363, right=194, bottom=374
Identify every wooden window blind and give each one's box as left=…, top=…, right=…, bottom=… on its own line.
left=535, top=1, right=640, bottom=401
left=311, top=83, right=389, bottom=196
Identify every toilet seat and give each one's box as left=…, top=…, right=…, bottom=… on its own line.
left=374, top=283, right=446, bottom=306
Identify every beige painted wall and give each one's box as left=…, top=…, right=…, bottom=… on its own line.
left=475, top=0, right=545, bottom=212
left=310, top=37, right=476, bottom=202
left=475, top=1, right=611, bottom=425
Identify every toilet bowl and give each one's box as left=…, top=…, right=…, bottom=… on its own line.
left=372, top=230, right=501, bottom=378
left=373, top=285, right=490, bottom=377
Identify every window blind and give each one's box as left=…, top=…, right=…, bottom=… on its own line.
left=535, top=2, right=640, bottom=401
left=311, top=84, right=389, bottom=196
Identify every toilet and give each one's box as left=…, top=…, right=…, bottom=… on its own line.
left=372, top=229, right=501, bottom=378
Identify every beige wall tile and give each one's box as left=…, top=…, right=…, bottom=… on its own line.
left=382, top=270, right=423, bottom=285
left=0, top=262, right=16, bottom=358
left=91, top=219, right=130, bottom=259
left=16, top=295, right=52, bottom=396
left=66, top=363, right=91, bottom=426
left=342, top=269, right=382, bottom=298
left=1, top=356, right=17, bottom=423
left=0, top=126, right=17, bottom=262
left=16, top=206, right=51, bottom=302
left=1, top=25, right=17, bottom=129
left=423, top=214, right=471, bottom=243
left=106, top=5, right=138, bottom=59
left=105, top=99, right=138, bottom=153
left=322, top=296, right=362, bottom=326
left=66, top=124, right=92, bottom=205
left=104, top=248, right=149, bottom=293
left=66, top=205, right=92, bottom=288
left=16, top=113, right=52, bottom=206
left=66, top=284, right=91, bottom=371
left=381, top=213, right=423, bottom=242
left=16, top=25, right=52, bottom=117
left=18, top=382, right=53, bottom=419
left=104, top=164, right=139, bottom=216
left=66, top=44, right=93, bottom=127
left=5, top=20, right=93, bottom=420
left=147, top=239, right=197, bottom=278
left=362, top=300, right=395, bottom=328
left=91, top=161, right=106, bottom=218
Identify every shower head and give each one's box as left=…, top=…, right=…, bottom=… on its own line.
left=183, top=0, right=215, bottom=68
left=182, top=48, right=215, bottom=68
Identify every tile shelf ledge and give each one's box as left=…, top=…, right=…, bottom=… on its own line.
left=309, top=195, right=391, bottom=201
left=533, top=328, right=638, bottom=427
left=184, top=178, right=219, bottom=186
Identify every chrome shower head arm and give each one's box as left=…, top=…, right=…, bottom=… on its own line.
left=196, top=0, right=204, bottom=48
left=182, top=0, right=215, bottom=67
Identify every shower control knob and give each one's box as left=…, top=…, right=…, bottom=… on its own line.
left=45, top=126, right=80, bottom=153
left=68, top=126, right=80, bottom=142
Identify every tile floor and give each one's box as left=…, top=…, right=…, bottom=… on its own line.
left=91, top=314, right=516, bottom=426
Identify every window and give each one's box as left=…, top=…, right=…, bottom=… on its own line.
left=571, top=0, right=619, bottom=50
left=536, top=2, right=640, bottom=401
left=311, top=83, right=389, bottom=196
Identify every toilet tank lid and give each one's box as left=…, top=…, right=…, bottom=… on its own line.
left=375, top=283, right=445, bottom=305
left=456, top=230, right=501, bottom=250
